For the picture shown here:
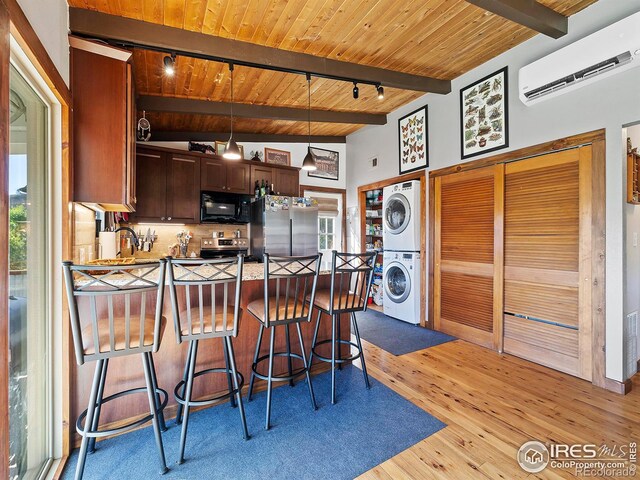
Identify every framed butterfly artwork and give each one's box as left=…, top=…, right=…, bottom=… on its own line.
left=398, top=104, right=428, bottom=175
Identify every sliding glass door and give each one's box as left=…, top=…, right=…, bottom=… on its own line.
left=8, top=63, right=51, bottom=479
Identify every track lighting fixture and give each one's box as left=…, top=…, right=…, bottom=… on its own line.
left=352, top=82, right=359, bottom=99
left=163, top=54, right=176, bottom=76
left=223, top=63, right=242, bottom=160
left=377, top=84, right=384, bottom=100
left=302, top=73, right=317, bottom=171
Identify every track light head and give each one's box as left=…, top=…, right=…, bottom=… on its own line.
left=377, top=84, right=384, bottom=100
left=163, top=54, right=175, bottom=76
left=352, top=82, right=359, bottom=99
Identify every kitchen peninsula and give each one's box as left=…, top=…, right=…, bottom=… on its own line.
left=70, top=260, right=348, bottom=441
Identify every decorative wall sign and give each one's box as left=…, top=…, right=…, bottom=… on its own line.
left=460, top=66, right=509, bottom=159
left=307, top=147, right=339, bottom=181
left=398, top=104, right=428, bottom=175
left=264, top=147, right=291, bottom=166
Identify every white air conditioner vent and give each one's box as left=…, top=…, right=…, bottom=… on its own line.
left=519, top=12, right=640, bottom=105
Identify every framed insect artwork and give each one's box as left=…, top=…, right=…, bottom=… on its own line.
left=460, top=66, right=509, bottom=159
left=398, top=104, right=428, bottom=175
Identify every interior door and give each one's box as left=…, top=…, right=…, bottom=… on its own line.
left=503, top=147, right=592, bottom=380
left=434, top=165, right=504, bottom=349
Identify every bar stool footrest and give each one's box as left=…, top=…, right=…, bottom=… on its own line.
left=76, top=387, right=168, bottom=438
left=252, top=352, right=309, bottom=382
left=311, top=338, right=361, bottom=364
left=174, top=368, right=244, bottom=407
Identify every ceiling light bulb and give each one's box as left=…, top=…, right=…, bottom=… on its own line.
left=163, top=55, right=175, bottom=76
left=377, top=85, right=384, bottom=100
left=353, top=83, right=359, bottom=99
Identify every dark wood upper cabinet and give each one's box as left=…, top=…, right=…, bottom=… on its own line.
left=274, top=168, right=300, bottom=196
left=133, top=149, right=166, bottom=220
left=201, top=158, right=228, bottom=192
left=227, top=164, right=252, bottom=194
left=167, top=155, right=200, bottom=222
left=251, top=165, right=274, bottom=192
left=131, top=151, right=200, bottom=223
left=71, top=45, right=136, bottom=211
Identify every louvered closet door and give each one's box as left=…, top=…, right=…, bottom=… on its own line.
left=503, top=146, right=592, bottom=381
left=434, top=165, right=504, bottom=349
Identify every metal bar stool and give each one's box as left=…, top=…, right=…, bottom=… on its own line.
left=62, top=260, right=169, bottom=480
left=166, top=255, right=248, bottom=465
left=246, top=253, right=322, bottom=430
left=308, top=251, right=377, bottom=404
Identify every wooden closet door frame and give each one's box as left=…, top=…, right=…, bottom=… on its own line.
left=429, top=129, right=606, bottom=390
left=433, top=165, right=504, bottom=351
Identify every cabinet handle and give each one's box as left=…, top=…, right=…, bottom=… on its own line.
left=167, top=217, right=172, bottom=221
left=161, top=217, right=165, bottom=221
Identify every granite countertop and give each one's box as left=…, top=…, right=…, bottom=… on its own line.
left=74, top=259, right=330, bottom=286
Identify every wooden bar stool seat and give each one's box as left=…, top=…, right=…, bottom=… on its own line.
left=166, top=256, right=248, bottom=465
left=246, top=254, right=322, bottom=430
left=62, top=260, right=170, bottom=480
left=308, top=251, right=377, bottom=404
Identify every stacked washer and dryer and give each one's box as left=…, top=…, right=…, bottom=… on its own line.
left=382, top=180, right=421, bottom=324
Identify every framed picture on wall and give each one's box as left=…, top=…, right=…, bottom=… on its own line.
left=460, top=66, right=509, bottom=159
left=398, top=104, right=428, bottom=175
left=215, top=140, right=244, bottom=159
left=307, top=146, right=339, bottom=181
left=264, top=147, right=291, bottom=166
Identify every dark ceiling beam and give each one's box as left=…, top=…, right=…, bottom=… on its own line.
left=465, top=0, right=567, bottom=38
left=69, top=8, right=451, bottom=94
left=148, top=131, right=347, bottom=144
left=138, top=95, right=387, bottom=125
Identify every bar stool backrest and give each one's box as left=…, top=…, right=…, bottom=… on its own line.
left=328, top=251, right=377, bottom=314
left=166, top=255, right=244, bottom=343
left=263, top=253, right=322, bottom=327
left=62, top=260, right=167, bottom=366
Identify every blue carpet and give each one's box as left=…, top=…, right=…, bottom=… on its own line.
left=356, top=309, right=455, bottom=356
left=62, top=365, right=445, bottom=480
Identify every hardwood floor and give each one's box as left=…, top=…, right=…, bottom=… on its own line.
left=357, top=338, right=640, bottom=479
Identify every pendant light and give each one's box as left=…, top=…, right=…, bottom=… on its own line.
left=301, top=73, right=317, bottom=171
left=223, top=63, right=242, bottom=160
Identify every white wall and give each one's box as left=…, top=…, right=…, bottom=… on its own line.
left=345, top=0, right=640, bottom=382
left=146, top=141, right=347, bottom=190
left=16, top=0, right=69, bottom=85
left=625, top=124, right=640, bottom=363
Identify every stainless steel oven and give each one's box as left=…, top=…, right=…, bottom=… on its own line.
left=200, top=191, right=252, bottom=224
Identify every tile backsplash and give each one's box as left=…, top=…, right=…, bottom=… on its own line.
left=128, top=223, right=248, bottom=259
left=71, top=203, right=248, bottom=262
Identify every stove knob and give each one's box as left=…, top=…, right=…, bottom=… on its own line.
left=233, top=240, right=238, bottom=245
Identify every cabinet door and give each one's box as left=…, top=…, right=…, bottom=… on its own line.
left=251, top=165, right=274, bottom=191
left=201, top=157, right=228, bottom=192
left=125, top=63, right=136, bottom=210
left=133, top=150, right=167, bottom=221
left=433, top=165, right=504, bottom=351
left=226, top=164, right=252, bottom=194
left=275, top=169, right=300, bottom=196
left=166, top=155, right=200, bottom=222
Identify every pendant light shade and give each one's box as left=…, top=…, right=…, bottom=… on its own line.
left=223, top=138, right=242, bottom=160
left=302, top=73, right=317, bottom=171
left=302, top=146, right=316, bottom=171
left=223, top=63, right=242, bottom=160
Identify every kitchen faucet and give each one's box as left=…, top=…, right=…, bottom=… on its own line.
left=114, top=226, right=140, bottom=256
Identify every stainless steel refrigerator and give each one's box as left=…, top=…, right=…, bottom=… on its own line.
left=250, top=196, right=319, bottom=258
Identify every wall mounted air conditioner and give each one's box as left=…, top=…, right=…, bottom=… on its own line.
left=519, top=11, right=640, bottom=105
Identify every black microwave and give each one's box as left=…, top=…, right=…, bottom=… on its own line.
left=200, top=191, right=252, bottom=224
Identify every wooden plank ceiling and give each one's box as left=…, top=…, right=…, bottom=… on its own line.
left=68, top=0, right=598, bottom=138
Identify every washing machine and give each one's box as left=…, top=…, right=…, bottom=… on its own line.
left=382, top=180, right=421, bottom=251
left=383, top=251, right=420, bottom=324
